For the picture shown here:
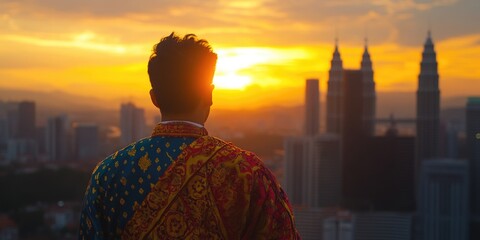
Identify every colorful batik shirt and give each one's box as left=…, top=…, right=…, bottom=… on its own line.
left=79, top=122, right=300, bottom=239
left=79, top=123, right=206, bottom=239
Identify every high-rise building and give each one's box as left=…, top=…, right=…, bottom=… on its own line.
left=341, top=70, right=365, bottom=207
left=5, top=102, right=18, bottom=139
left=361, top=40, right=376, bottom=136
left=326, top=39, right=343, bottom=134
left=416, top=31, right=440, bottom=164
left=341, top=70, right=364, bottom=138
left=284, top=136, right=307, bottom=205
left=46, top=115, right=71, bottom=161
left=466, top=97, right=480, bottom=239
left=0, top=102, right=8, bottom=163
left=284, top=135, right=341, bottom=208
left=354, top=212, right=412, bottom=240
left=74, top=123, right=99, bottom=161
left=362, top=135, right=415, bottom=211
left=342, top=115, right=415, bottom=211
left=17, top=101, right=35, bottom=140
left=305, top=79, right=320, bottom=136
left=326, top=40, right=376, bottom=136
left=314, top=134, right=342, bottom=207
left=294, top=208, right=326, bottom=240
left=0, top=101, right=37, bottom=162
left=284, top=78, right=341, bottom=208
left=420, top=159, right=469, bottom=240
left=120, top=103, right=146, bottom=146
left=323, top=211, right=354, bottom=240
left=294, top=208, right=349, bottom=240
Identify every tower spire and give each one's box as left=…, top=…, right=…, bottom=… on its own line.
left=416, top=28, right=440, bottom=163
left=361, top=36, right=376, bottom=136
left=334, top=25, right=339, bottom=47
left=326, top=32, right=344, bottom=134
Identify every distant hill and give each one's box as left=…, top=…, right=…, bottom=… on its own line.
left=0, top=88, right=114, bottom=111
left=0, top=88, right=117, bottom=126
left=0, top=88, right=468, bottom=129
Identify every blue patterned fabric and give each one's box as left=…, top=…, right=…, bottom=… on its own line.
left=79, top=135, right=197, bottom=239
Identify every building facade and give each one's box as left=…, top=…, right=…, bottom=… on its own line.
left=74, top=123, right=99, bottom=161
left=305, top=79, right=320, bottom=136
left=466, top=97, right=480, bottom=239
left=360, top=41, right=376, bottom=137
left=120, top=103, right=146, bottom=146
left=354, top=212, right=412, bottom=240
left=46, top=115, right=71, bottom=161
left=420, top=159, right=469, bottom=240
left=326, top=41, right=343, bottom=134
left=416, top=31, right=440, bottom=164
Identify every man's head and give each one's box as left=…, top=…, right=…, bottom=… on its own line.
left=148, top=33, right=217, bottom=122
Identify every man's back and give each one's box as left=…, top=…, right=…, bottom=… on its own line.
left=79, top=122, right=298, bottom=239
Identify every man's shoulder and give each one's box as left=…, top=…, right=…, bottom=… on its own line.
left=92, top=137, right=155, bottom=175
left=208, top=136, right=266, bottom=173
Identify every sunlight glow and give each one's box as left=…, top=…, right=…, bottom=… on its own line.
left=213, top=47, right=310, bottom=89
left=1, top=33, right=128, bottom=54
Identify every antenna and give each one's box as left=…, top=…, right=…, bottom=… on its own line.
left=334, top=21, right=339, bottom=47
left=427, top=13, right=432, bottom=38
left=364, top=24, right=369, bottom=48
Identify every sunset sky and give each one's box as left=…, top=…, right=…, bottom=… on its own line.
left=0, top=0, right=479, bottom=110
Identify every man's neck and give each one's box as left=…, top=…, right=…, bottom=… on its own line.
left=160, top=120, right=204, bottom=128
left=161, top=115, right=205, bottom=126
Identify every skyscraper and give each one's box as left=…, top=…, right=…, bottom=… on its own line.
left=120, top=103, right=146, bottom=146
left=46, top=115, right=71, bottom=161
left=74, top=123, right=99, bottom=161
left=284, top=135, right=341, bottom=208
left=416, top=31, right=440, bottom=164
left=284, top=136, right=307, bottom=205
left=361, top=39, right=376, bottom=136
left=305, top=79, right=320, bottom=136
left=466, top=97, right=480, bottom=239
left=341, top=70, right=364, bottom=138
left=326, top=39, right=343, bottom=134
left=420, top=159, right=469, bottom=240
left=341, top=70, right=365, bottom=208
left=17, top=101, right=35, bottom=140
left=284, top=79, right=341, bottom=208
left=326, top=40, right=375, bottom=136
left=314, top=134, right=342, bottom=207
left=323, top=211, right=354, bottom=240
left=354, top=212, right=412, bottom=240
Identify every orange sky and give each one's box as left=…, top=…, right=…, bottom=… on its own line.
left=0, top=0, right=479, bottom=110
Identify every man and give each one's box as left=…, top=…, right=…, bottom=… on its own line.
left=79, top=33, right=299, bottom=239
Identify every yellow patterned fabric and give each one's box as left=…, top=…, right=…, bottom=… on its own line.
left=123, top=135, right=299, bottom=239
left=80, top=122, right=299, bottom=239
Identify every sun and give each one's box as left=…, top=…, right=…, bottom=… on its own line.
left=213, top=74, right=252, bottom=90
left=213, top=48, right=256, bottom=90
left=213, top=47, right=282, bottom=90
left=213, top=47, right=312, bottom=90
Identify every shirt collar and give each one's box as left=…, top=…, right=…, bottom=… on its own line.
left=160, top=120, right=204, bottom=128
left=152, top=121, right=208, bottom=138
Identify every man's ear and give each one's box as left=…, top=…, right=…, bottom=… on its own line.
left=207, top=84, right=214, bottom=106
left=150, top=89, right=160, bottom=108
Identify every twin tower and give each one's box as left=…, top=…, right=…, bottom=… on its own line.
left=305, top=39, right=376, bottom=137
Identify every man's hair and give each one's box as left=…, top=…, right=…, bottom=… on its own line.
left=148, top=33, right=217, bottom=114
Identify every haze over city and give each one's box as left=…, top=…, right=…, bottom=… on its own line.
left=1, top=0, right=480, bottom=239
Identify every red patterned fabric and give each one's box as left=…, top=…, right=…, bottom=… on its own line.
left=122, top=134, right=300, bottom=239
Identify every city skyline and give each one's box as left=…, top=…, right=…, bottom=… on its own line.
left=0, top=0, right=479, bottom=110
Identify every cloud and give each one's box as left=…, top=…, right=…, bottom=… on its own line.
left=0, top=0, right=478, bottom=48
left=0, top=33, right=135, bottom=54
